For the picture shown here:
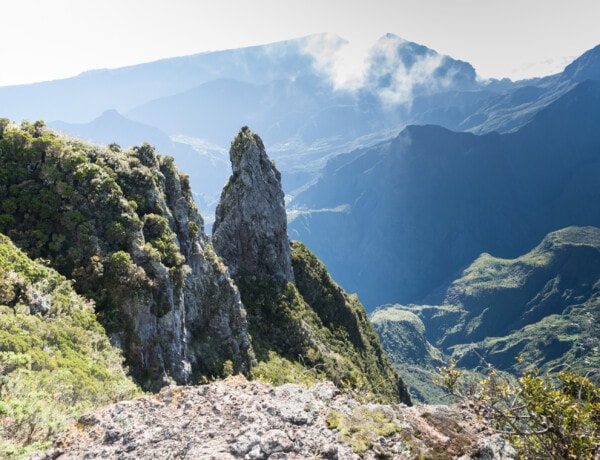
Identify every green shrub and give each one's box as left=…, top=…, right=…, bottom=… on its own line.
left=0, top=121, right=201, bottom=388
left=0, top=235, right=140, bottom=457
left=436, top=359, right=600, bottom=459
left=326, top=406, right=399, bottom=456
left=249, top=351, right=324, bottom=386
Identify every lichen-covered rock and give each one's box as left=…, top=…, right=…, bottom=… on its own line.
left=29, top=376, right=516, bottom=460
left=212, top=127, right=294, bottom=283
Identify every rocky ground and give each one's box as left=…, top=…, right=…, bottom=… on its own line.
left=29, top=375, right=515, bottom=459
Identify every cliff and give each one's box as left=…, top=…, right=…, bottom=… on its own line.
left=0, top=120, right=254, bottom=389
left=213, top=126, right=294, bottom=283
left=213, top=127, right=410, bottom=404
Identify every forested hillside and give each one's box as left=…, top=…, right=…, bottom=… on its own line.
left=374, top=226, right=600, bottom=403
left=0, top=233, right=138, bottom=457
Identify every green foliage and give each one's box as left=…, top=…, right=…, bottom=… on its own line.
left=143, top=214, right=184, bottom=268
left=0, top=235, right=139, bottom=458
left=237, top=241, right=409, bottom=404
left=0, top=120, right=198, bottom=384
left=132, top=142, right=158, bottom=168
left=221, top=359, right=234, bottom=377
left=377, top=227, right=600, bottom=404
left=236, top=276, right=309, bottom=361
left=290, top=241, right=410, bottom=404
left=436, top=359, right=600, bottom=459
left=371, top=305, right=447, bottom=403
left=326, top=407, right=399, bottom=456
left=0, top=118, right=9, bottom=138
left=188, top=221, right=199, bottom=237
left=249, top=351, right=324, bottom=386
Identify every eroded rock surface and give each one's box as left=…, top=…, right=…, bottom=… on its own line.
left=112, top=147, right=255, bottom=389
left=213, top=127, right=294, bottom=283
left=30, top=376, right=515, bottom=459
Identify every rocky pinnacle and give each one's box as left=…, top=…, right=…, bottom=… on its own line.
left=212, top=127, right=294, bottom=283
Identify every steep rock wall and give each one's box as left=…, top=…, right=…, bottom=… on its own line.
left=0, top=123, right=254, bottom=389
left=212, top=127, right=410, bottom=404
left=212, top=126, right=294, bottom=283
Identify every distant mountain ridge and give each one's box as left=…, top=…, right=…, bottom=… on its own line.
left=4, top=33, right=598, bottom=222
left=373, top=226, right=600, bottom=403
left=0, top=36, right=319, bottom=122
left=289, top=79, right=600, bottom=307
left=561, top=44, right=600, bottom=82
left=1, top=33, right=599, bottom=307
left=2, top=33, right=600, bottom=457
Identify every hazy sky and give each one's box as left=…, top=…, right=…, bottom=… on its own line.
left=1, top=0, right=599, bottom=87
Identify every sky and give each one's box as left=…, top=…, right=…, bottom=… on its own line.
left=0, top=0, right=599, bottom=87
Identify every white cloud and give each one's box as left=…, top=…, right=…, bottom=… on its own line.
left=303, top=33, right=468, bottom=108
left=301, top=33, right=370, bottom=91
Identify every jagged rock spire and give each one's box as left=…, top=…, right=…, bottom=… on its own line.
left=212, top=127, right=294, bottom=283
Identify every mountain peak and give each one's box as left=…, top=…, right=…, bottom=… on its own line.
left=561, top=43, right=600, bottom=82
left=366, top=33, right=478, bottom=98
left=212, top=127, right=294, bottom=283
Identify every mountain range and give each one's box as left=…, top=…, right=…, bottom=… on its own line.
left=289, top=77, right=600, bottom=307
left=373, top=226, right=600, bottom=403
left=0, top=31, right=598, bottom=348
left=5, top=34, right=598, bottom=226
left=1, top=32, right=600, bottom=457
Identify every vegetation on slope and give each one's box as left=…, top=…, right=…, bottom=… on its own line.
left=444, top=226, right=600, bottom=380
left=376, top=226, right=600, bottom=403
left=0, top=118, right=255, bottom=388
left=438, top=360, right=600, bottom=459
left=0, top=233, right=139, bottom=458
left=239, top=241, right=411, bottom=404
left=0, top=119, right=179, bottom=383
left=0, top=119, right=187, bottom=311
left=370, top=306, right=446, bottom=403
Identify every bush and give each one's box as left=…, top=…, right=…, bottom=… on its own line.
left=436, top=359, right=600, bottom=459
left=0, top=236, right=140, bottom=457
left=249, top=351, right=324, bottom=387
left=326, top=406, right=399, bottom=455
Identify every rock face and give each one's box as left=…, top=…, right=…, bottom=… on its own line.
left=134, top=155, right=255, bottom=387
left=81, top=147, right=256, bottom=389
left=30, top=376, right=516, bottom=460
left=210, top=128, right=410, bottom=404
left=213, top=127, right=294, bottom=283
left=0, top=124, right=254, bottom=390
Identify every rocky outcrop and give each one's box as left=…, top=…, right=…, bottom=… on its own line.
left=106, top=148, right=255, bottom=389
left=213, top=127, right=294, bottom=283
left=0, top=124, right=254, bottom=390
left=210, top=128, right=410, bottom=404
left=30, top=375, right=516, bottom=460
